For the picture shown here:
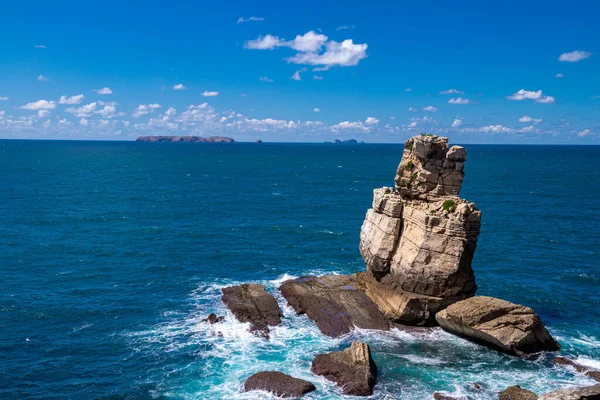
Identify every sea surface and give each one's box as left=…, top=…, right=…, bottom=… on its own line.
left=1, top=140, right=599, bottom=399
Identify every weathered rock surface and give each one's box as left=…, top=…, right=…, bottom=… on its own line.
left=279, top=274, right=389, bottom=337
left=221, top=284, right=281, bottom=337
left=554, top=357, right=600, bottom=382
left=499, top=385, right=538, bottom=400
left=243, top=371, right=316, bottom=398
left=435, top=296, right=559, bottom=355
left=538, top=384, right=600, bottom=400
left=359, top=135, right=481, bottom=324
left=311, top=341, right=377, bottom=396
left=135, top=135, right=235, bottom=143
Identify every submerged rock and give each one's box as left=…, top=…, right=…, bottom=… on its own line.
left=538, top=384, right=600, bottom=400
left=243, top=371, right=316, bottom=398
left=359, top=135, right=481, bottom=325
left=221, top=284, right=281, bottom=337
left=203, top=313, right=224, bottom=324
left=499, top=385, right=538, bottom=400
left=553, top=357, right=600, bottom=382
left=279, top=274, right=389, bottom=337
left=435, top=296, right=559, bottom=355
left=311, top=341, right=377, bottom=396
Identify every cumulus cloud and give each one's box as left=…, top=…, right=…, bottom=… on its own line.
left=578, top=129, right=591, bottom=137
left=173, top=84, right=187, bottom=90
left=132, top=103, right=161, bottom=118
left=365, top=117, right=379, bottom=125
left=21, top=100, right=56, bottom=110
left=0, top=96, right=8, bottom=101
left=558, top=50, right=592, bottom=62
left=259, top=76, right=274, bottom=83
left=452, top=118, right=462, bottom=128
left=246, top=30, right=368, bottom=69
left=423, top=106, right=438, bottom=112
left=441, top=89, right=463, bottom=95
left=519, top=116, right=542, bottom=124
left=95, top=87, right=113, bottom=95
left=59, top=94, right=84, bottom=105
left=37, top=110, right=50, bottom=118
left=37, top=75, right=49, bottom=82
left=66, top=102, right=97, bottom=117
left=331, top=117, right=379, bottom=132
left=291, top=68, right=307, bottom=81
left=479, top=124, right=514, bottom=133
left=237, top=16, right=265, bottom=23
left=202, top=91, right=219, bottom=97
left=448, top=97, right=471, bottom=104
left=555, top=73, right=564, bottom=78
left=506, top=89, right=554, bottom=104
left=97, top=104, right=122, bottom=118
left=80, top=118, right=89, bottom=127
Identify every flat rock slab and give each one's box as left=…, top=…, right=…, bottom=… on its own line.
left=538, top=384, right=600, bottom=400
left=279, top=274, right=389, bottom=337
left=221, top=284, right=281, bottom=337
left=435, top=296, right=560, bottom=355
left=311, top=341, right=377, bottom=396
left=244, top=371, right=316, bottom=398
left=499, top=385, right=538, bottom=399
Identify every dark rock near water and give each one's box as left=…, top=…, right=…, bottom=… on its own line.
left=221, top=284, right=281, bottom=338
left=538, top=384, right=600, bottom=399
left=433, top=393, right=466, bottom=399
left=311, top=341, right=377, bottom=396
left=135, top=135, right=235, bottom=143
left=243, top=371, right=316, bottom=398
left=435, top=296, right=559, bottom=355
left=279, top=274, right=389, bottom=337
left=499, top=385, right=538, bottom=400
left=554, top=357, right=600, bottom=382
left=203, top=313, right=224, bottom=324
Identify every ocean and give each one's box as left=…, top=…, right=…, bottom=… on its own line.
left=1, top=140, right=599, bottom=399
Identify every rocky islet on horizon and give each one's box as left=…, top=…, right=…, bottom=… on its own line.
left=215, top=134, right=596, bottom=398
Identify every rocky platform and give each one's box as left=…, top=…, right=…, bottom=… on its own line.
left=243, top=371, right=316, bottom=398
left=311, top=341, right=377, bottom=396
left=221, top=284, right=281, bottom=337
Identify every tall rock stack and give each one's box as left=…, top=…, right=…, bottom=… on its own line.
left=359, top=135, right=481, bottom=325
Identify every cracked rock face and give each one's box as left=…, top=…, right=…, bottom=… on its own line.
left=359, top=135, right=480, bottom=324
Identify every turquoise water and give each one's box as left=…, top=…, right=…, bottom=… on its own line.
left=1, top=140, right=599, bottom=399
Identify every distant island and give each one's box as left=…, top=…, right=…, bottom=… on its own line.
left=135, top=136, right=235, bottom=143
left=326, top=139, right=364, bottom=144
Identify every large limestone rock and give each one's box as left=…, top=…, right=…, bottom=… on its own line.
left=359, top=135, right=481, bottom=324
left=538, top=384, right=600, bottom=400
left=435, top=296, right=560, bottom=355
left=311, top=341, right=377, bottom=396
left=243, top=371, right=316, bottom=398
left=221, top=284, right=282, bottom=338
left=279, top=274, right=390, bottom=337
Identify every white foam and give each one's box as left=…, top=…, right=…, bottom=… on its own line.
left=399, top=354, right=447, bottom=366
left=575, top=356, right=600, bottom=370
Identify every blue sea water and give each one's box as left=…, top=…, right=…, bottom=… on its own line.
left=1, top=140, right=599, bottom=399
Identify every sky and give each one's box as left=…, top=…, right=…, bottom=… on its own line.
left=0, top=0, right=599, bottom=143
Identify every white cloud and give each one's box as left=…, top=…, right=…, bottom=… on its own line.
left=59, top=94, right=84, bottom=105
left=237, top=16, right=265, bottom=23
left=336, top=25, right=355, bottom=31
left=365, top=117, right=379, bottom=125
left=34, top=45, right=47, bottom=49
left=66, top=102, right=97, bottom=117
left=289, top=31, right=329, bottom=52
left=202, top=91, right=219, bottom=97
left=37, top=75, right=49, bottom=82
left=0, top=96, right=8, bottom=101
left=291, top=68, right=307, bottom=81
left=37, top=110, right=50, bottom=118
left=423, top=106, right=438, bottom=112
left=452, top=118, right=462, bottom=128
left=506, top=89, right=555, bottom=104
left=407, top=121, right=417, bottom=128
left=259, top=76, right=274, bottom=83
left=331, top=121, right=370, bottom=132
left=448, top=97, right=471, bottom=104
left=558, top=50, right=592, bottom=62
left=245, top=34, right=282, bottom=50
left=132, top=103, right=161, bottom=118
left=555, top=73, right=564, bottom=78
left=80, top=118, right=89, bottom=127
left=97, top=104, right=121, bottom=118
left=173, top=84, right=187, bottom=90
left=95, top=87, right=113, bottom=95
left=313, top=75, right=324, bottom=80
left=578, top=129, right=591, bottom=137
left=479, top=124, right=514, bottom=133
left=441, top=89, right=463, bottom=95
left=313, top=108, right=320, bottom=112
left=519, top=116, right=542, bottom=124
left=405, top=88, right=412, bottom=92
left=21, top=100, right=56, bottom=110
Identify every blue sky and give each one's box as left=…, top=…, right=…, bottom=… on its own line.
left=0, top=0, right=598, bottom=143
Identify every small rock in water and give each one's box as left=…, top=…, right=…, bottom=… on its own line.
left=203, top=313, right=224, bottom=324
left=243, top=371, right=316, bottom=398
left=553, top=357, right=600, bottom=382
left=311, top=341, right=377, bottom=396
left=499, top=385, right=538, bottom=400
left=221, top=284, right=281, bottom=338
